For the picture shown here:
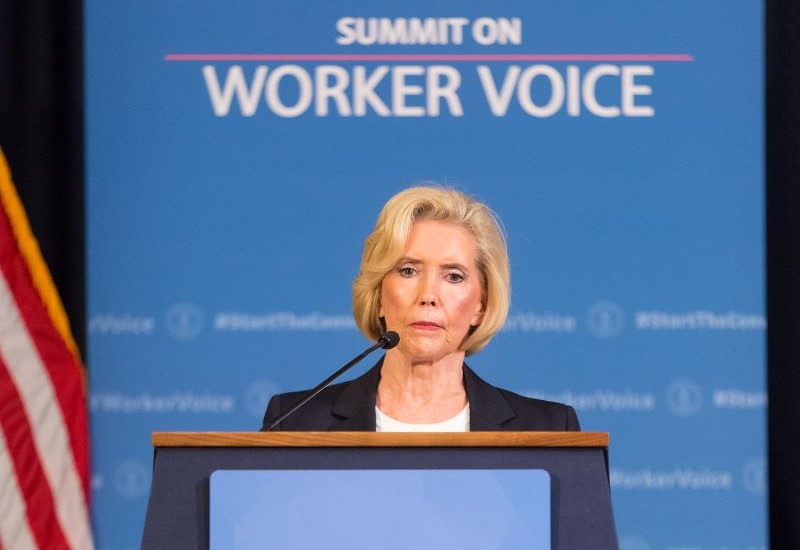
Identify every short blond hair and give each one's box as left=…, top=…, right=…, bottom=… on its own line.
left=353, top=186, right=510, bottom=355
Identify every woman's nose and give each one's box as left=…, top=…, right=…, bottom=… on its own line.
left=418, top=275, right=438, bottom=306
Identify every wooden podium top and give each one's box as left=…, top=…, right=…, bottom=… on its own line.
left=152, top=431, right=608, bottom=448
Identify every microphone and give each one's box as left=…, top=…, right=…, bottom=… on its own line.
left=378, top=330, right=400, bottom=350
left=265, top=331, right=399, bottom=431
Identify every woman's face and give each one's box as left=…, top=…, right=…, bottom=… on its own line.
left=379, top=219, right=484, bottom=364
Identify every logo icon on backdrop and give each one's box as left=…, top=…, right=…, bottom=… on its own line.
left=619, top=535, right=651, bottom=550
left=166, top=303, right=203, bottom=340
left=113, top=460, right=150, bottom=499
left=245, top=381, right=281, bottom=418
left=742, top=458, right=766, bottom=496
left=587, top=301, right=625, bottom=338
left=91, top=474, right=104, bottom=491
left=666, top=379, right=703, bottom=417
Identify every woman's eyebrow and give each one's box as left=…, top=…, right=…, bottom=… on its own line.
left=395, top=257, right=421, bottom=264
left=442, top=262, right=470, bottom=272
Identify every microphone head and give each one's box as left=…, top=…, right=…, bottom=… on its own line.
left=378, top=331, right=400, bottom=350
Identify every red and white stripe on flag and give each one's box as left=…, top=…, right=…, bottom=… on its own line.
left=0, top=149, right=94, bottom=550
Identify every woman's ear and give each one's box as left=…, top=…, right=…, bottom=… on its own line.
left=470, top=299, right=486, bottom=327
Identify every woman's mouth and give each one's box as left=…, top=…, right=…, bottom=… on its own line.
left=411, top=321, right=442, bottom=330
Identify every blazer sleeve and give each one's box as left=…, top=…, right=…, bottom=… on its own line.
left=261, top=394, right=283, bottom=431
left=565, top=405, right=581, bottom=431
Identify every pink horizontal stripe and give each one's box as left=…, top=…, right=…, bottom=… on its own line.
left=165, top=53, right=693, bottom=62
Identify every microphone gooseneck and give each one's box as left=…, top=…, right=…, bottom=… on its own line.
left=266, top=332, right=400, bottom=430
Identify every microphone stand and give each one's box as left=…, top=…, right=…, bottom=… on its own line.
left=266, top=332, right=398, bottom=431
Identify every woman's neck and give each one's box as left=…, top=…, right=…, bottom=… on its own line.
left=376, top=351, right=468, bottom=423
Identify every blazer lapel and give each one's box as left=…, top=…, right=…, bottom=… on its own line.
left=463, top=364, right=516, bottom=430
left=328, top=359, right=382, bottom=431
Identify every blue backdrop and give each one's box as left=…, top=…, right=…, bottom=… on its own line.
left=86, top=2, right=765, bottom=549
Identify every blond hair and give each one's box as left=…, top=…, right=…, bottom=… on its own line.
left=353, top=186, right=510, bottom=355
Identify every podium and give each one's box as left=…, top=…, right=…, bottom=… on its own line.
left=142, top=432, right=618, bottom=549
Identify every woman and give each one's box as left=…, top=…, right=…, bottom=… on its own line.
left=262, top=186, right=579, bottom=431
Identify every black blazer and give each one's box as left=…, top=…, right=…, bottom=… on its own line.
left=262, top=359, right=580, bottom=431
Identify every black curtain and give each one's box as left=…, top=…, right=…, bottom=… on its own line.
left=0, top=0, right=84, bottom=354
left=0, top=0, right=797, bottom=546
left=766, top=0, right=800, bottom=547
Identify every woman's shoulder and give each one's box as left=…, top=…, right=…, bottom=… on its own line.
left=261, top=362, right=382, bottom=431
left=503, top=388, right=581, bottom=431
left=498, top=386, right=579, bottom=417
left=464, top=365, right=581, bottom=431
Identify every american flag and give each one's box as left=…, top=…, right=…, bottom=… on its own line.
left=0, top=150, right=94, bottom=549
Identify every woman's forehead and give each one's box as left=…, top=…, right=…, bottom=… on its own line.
left=393, top=220, right=478, bottom=267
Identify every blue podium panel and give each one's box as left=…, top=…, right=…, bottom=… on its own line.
left=210, top=469, right=551, bottom=550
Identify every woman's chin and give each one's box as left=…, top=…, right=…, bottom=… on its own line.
left=391, top=342, right=463, bottom=365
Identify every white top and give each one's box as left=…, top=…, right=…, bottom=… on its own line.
left=375, top=404, right=470, bottom=432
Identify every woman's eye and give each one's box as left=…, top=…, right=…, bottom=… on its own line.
left=446, top=272, right=465, bottom=283
left=398, top=266, right=416, bottom=277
